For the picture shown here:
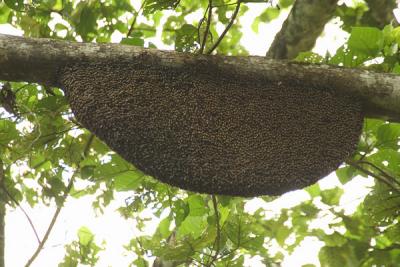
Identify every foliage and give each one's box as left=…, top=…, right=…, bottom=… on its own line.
left=0, top=0, right=399, bottom=266
left=59, top=226, right=104, bottom=267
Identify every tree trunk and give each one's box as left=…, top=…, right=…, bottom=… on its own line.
left=0, top=34, right=399, bottom=122
left=266, top=0, right=339, bottom=60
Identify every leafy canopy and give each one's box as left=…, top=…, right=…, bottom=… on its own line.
left=0, top=0, right=400, bottom=266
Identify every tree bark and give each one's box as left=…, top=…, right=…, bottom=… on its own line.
left=0, top=34, right=399, bottom=122
left=362, top=0, right=398, bottom=29
left=266, top=0, right=339, bottom=60
left=0, top=161, right=5, bottom=267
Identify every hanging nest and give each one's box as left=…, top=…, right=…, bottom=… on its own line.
left=59, top=60, right=363, bottom=197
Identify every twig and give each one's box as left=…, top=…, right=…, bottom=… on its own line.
left=127, top=0, right=147, bottom=38
left=206, top=195, right=221, bottom=267
left=346, top=160, right=400, bottom=194
left=1, top=186, right=41, bottom=244
left=24, top=134, right=94, bottom=267
left=357, top=160, right=400, bottom=188
left=199, top=0, right=213, bottom=54
left=206, top=1, right=241, bottom=54
left=0, top=159, right=41, bottom=244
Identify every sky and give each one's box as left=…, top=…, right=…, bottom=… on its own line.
left=2, top=1, right=400, bottom=266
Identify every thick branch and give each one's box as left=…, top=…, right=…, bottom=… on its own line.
left=266, top=0, right=338, bottom=60
left=362, top=0, right=398, bottom=28
left=0, top=34, right=399, bottom=122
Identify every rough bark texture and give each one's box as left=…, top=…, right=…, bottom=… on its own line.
left=266, top=0, right=339, bottom=60
left=0, top=161, right=5, bottom=267
left=362, top=0, right=398, bottom=28
left=0, top=34, right=399, bottom=122
left=0, top=201, right=4, bottom=267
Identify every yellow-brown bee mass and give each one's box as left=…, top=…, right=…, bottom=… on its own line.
left=60, top=61, right=363, bottom=197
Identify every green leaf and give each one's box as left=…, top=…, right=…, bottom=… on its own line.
left=175, top=24, right=198, bottom=52
left=158, top=243, right=194, bottom=261
left=305, top=183, right=321, bottom=198
left=143, top=0, right=180, bottom=15
left=376, top=123, right=400, bottom=149
left=187, top=195, right=207, bottom=216
left=348, top=27, right=384, bottom=56
left=329, top=46, right=369, bottom=67
left=275, top=226, right=291, bottom=246
left=4, top=0, right=24, bottom=11
left=336, top=166, right=356, bottom=184
left=0, top=119, right=18, bottom=145
left=323, top=232, right=348, bottom=247
left=78, top=226, right=94, bottom=246
left=114, top=170, right=144, bottom=191
left=120, top=37, right=145, bottom=47
left=0, top=5, right=12, bottom=23
left=319, top=246, right=347, bottom=267
left=320, top=187, right=343, bottom=206
left=158, top=217, right=171, bottom=238
left=178, top=216, right=207, bottom=239
left=279, top=0, right=294, bottom=8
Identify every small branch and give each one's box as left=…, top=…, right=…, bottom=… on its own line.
left=207, top=1, right=241, bottom=54
left=0, top=160, right=41, bottom=244
left=356, top=160, right=400, bottom=188
left=1, top=185, right=41, bottom=244
left=199, top=0, right=213, bottom=54
left=126, top=0, right=147, bottom=38
left=24, top=134, right=94, bottom=267
left=346, top=160, right=400, bottom=194
left=207, top=195, right=221, bottom=267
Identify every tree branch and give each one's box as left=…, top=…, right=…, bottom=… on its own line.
left=199, top=0, right=213, bottom=54
left=206, top=195, right=221, bottom=267
left=206, top=1, right=241, bottom=54
left=0, top=34, right=400, bottom=122
left=346, top=160, right=400, bottom=194
left=266, top=0, right=339, bottom=60
left=24, top=134, right=94, bottom=267
left=362, top=0, right=398, bottom=29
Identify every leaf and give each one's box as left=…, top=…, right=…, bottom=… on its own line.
left=120, top=37, right=145, bottom=47
left=4, top=0, right=24, bottom=11
left=305, top=183, right=321, bottom=198
left=252, top=7, right=280, bottom=33
left=178, top=216, right=207, bottom=239
left=0, top=5, right=12, bottom=23
left=323, top=232, right=348, bottom=247
left=187, top=195, right=207, bottom=216
left=175, top=24, right=198, bottom=52
left=158, top=243, right=194, bottom=261
left=295, top=52, right=325, bottom=63
left=78, top=226, right=94, bottom=246
left=348, top=27, right=383, bottom=56
left=143, top=0, right=180, bottom=15
left=114, top=170, right=144, bottom=191
left=376, top=123, right=400, bottom=149
left=318, top=246, right=347, bottom=267
left=158, top=217, right=171, bottom=238
left=336, top=166, right=356, bottom=184
left=329, top=46, right=369, bottom=67
left=0, top=119, right=18, bottom=145
left=320, top=187, right=343, bottom=206
left=275, top=226, right=291, bottom=246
